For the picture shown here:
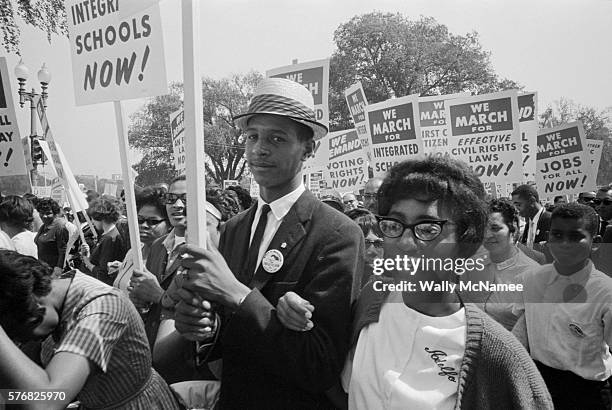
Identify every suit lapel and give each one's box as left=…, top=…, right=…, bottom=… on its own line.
left=233, top=205, right=258, bottom=284
left=248, top=191, right=316, bottom=290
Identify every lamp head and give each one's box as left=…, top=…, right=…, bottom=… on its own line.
left=37, top=63, right=51, bottom=84
left=14, top=59, right=29, bottom=81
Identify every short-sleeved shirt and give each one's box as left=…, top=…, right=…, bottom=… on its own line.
left=12, top=230, right=38, bottom=258
left=343, top=291, right=466, bottom=410
left=513, top=261, right=612, bottom=380
left=41, top=271, right=178, bottom=409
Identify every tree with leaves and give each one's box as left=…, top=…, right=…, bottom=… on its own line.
left=540, top=98, right=612, bottom=186
left=329, top=13, right=521, bottom=130
left=128, top=72, right=262, bottom=186
left=1, top=0, right=67, bottom=54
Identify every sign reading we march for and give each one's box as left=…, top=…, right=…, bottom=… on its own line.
left=267, top=59, right=330, bottom=135
left=536, top=122, right=596, bottom=196
left=364, top=95, right=422, bottom=178
left=66, top=0, right=167, bottom=105
left=445, top=90, right=523, bottom=184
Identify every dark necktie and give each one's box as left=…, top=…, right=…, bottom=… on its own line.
left=244, top=204, right=271, bottom=280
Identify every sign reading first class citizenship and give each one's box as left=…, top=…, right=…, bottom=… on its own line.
left=66, top=0, right=167, bottom=105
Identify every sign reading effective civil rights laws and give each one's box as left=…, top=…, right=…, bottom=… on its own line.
left=536, top=121, right=596, bottom=197
left=66, top=0, right=167, bottom=105
left=344, top=82, right=372, bottom=162
left=445, top=90, right=523, bottom=184
left=364, top=95, right=423, bottom=178
left=518, top=92, right=538, bottom=182
left=267, top=59, right=330, bottom=134
left=419, top=92, right=468, bottom=156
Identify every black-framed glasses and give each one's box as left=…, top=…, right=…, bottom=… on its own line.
left=138, top=216, right=166, bottom=226
left=376, top=216, right=449, bottom=241
left=365, top=238, right=384, bottom=248
left=593, top=198, right=612, bottom=206
left=164, top=192, right=187, bottom=205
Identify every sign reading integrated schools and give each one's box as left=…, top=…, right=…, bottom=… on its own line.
left=445, top=90, right=522, bottom=184
left=419, top=92, right=468, bottom=156
left=518, top=92, right=538, bottom=182
left=66, top=0, right=167, bottom=105
left=365, top=95, right=422, bottom=178
left=536, top=122, right=596, bottom=196
left=267, top=59, right=330, bottom=134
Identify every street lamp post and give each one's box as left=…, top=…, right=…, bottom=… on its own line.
left=14, top=59, right=51, bottom=187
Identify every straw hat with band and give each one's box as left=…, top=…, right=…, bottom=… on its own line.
left=233, top=78, right=328, bottom=141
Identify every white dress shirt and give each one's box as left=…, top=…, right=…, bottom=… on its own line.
left=249, top=183, right=305, bottom=274
left=526, top=206, right=544, bottom=249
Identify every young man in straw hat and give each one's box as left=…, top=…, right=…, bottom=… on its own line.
left=173, top=78, right=364, bottom=409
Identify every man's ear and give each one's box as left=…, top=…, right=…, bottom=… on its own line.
left=592, top=235, right=602, bottom=253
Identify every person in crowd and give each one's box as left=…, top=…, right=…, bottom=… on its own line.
left=466, top=198, right=539, bottom=330
left=0, top=195, right=38, bottom=258
left=553, top=195, right=567, bottom=206
left=79, top=197, right=127, bottom=285
left=113, top=187, right=171, bottom=297
left=172, top=78, right=364, bottom=408
left=578, top=191, right=597, bottom=207
left=35, top=197, right=70, bottom=276
left=129, top=175, right=188, bottom=349
left=226, top=185, right=253, bottom=211
left=362, top=177, right=384, bottom=213
left=278, top=156, right=553, bottom=409
left=513, top=203, right=612, bottom=409
left=24, top=193, right=44, bottom=232
left=512, top=184, right=552, bottom=249
left=0, top=250, right=180, bottom=409
left=345, top=208, right=384, bottom=293
left=595, top=184, right=612, bottom=236
left=342, top=192, right=359, bottom=211
left=152, top=188, right=241, bottom=383
left=320, top=190, right=345, bottom=213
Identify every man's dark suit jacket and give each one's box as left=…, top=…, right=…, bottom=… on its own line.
left=520, top=209, right=552, bottom=245
left=213, top=190, right=364, bottom=409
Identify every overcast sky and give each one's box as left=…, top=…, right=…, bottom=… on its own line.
left=1, top=0, right=611, bottom=178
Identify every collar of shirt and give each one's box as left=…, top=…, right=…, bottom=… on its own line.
left=250, top=183, right=306, bottom=244
left=101, top=224, right=116, bottom=236
left=547, top=259, right=592, bottom=285
left=530, top=206, right=544, bottom=227
left=162, top=229, right=186, bottom=255
left=494, top=246, right=520, bottom=270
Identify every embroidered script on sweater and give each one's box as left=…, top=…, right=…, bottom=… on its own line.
left=424, top=347, right=459, bottom=382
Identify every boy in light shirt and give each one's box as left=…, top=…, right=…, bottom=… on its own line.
left=513, top=203, right=612, bottom=409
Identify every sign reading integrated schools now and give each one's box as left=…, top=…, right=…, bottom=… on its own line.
left=536, top=122, right=596, bottom=196
left=66, top=0, right=167, bottom=105
left=365, top=95, right=422, bottom=178
left=267, top=59, right=330, bottom=135
left=445, top=90, right=522, bottom=184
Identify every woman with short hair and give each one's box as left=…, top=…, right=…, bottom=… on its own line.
left=0, top=195, right=38, bottom=257
left=34, top=197, right=70, bottom=275
left=80, top=197, right=127, bottom=285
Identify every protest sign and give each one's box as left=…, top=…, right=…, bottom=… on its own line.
left=66, top=0, right=167, bottom=105
left=419, top=92, right=469, bottom=156
left=104, top=182, right=118, bottom=196
left=0, top=57, right=31, bottom=194
left=32, top=185, right=52, bottom=197
left=445, top=90, right=522, bottom=184
left=536, top=122, right=596, bottom=197
left=518, top=92, right=538, bottom=182
left=223, top=180, right=238, bottom=189
left=249, top=178, right=259, bottom=199
left=22, top=137, right=34, bottom=172
left=170, top=109, right=185, bottom=174
left=344, top=82, right=372, bottom=161
left=267, top=59, right=330, bottom=134
left=364, top=95, right=423, bottom=178
left=324, top=129, right=368, bottom=191
left=586, top=139, right=604, bottom=181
